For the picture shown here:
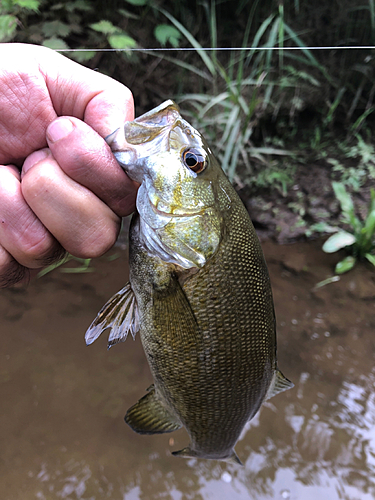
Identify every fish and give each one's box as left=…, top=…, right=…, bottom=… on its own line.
left=85, top=100, right=293, bottom=464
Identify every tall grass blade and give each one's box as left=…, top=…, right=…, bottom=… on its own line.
left=369, top=0, right=375, bottom=40
left=209, top=0, right=217, bottom=67
left=220, top=105, right=240, bottom=147
left=265, top=16, right=279, bottom=72
left=246, top=14, right=275, bottom=67
left=350, top=107, right=375, bottom=132
left=142, top=50, right=211, bottom=81
left=198, top=92, right=230, bottom=118
left=223, top=119, right=241, bottom=180
left=325, top=87, right=346, bottom=125
left=278, top=4, right=284, bottom=70
left=363, top=210, right=375, bottom=245
left=159, top=8, right=216, bottom=76
left=283, top=22, right=332, bottom=83
left=236, top=0, right=259, bottom=85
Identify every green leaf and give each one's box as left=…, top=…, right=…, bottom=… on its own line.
left=332, top=181, right=362, bottom=233
left=68, top=50, right=96, bottom=63
left=335, top=256, right=356, bottom=274
left=37, top=254, right=71, bottom=277
left=13, top=0, right=40, bottom=11
left=332, top=181, right=354, bottom=216
left=108, top=33, right=136, bottom=50
left=66, top=0, right=92, bottom=11
left=0, top=14, right=17, bottom=42
left=125, top=0, right=148, bottom=5
left=42, top=37, right=69, bottom=51
left=118, top=8, right=139, bottom=20
left=42, top=21, right=71, bottom=38
left=154, top=24, right=181, bottom=47
left=365, top=253, right=375, bottom=266
left=322, top=231, right=356, bottom=253
left=370, top=188, right=375, bottom=213
left=1, top=0, right=14, bottom=12
left=363, top=209, right=375, bottom=242
left=51, top=1, right=92, bottom=12
left=90, top=20, right=118, bottom=35
left=307, top=222, right=338, bottom=234
left=313, top=276, right=340, bottom=290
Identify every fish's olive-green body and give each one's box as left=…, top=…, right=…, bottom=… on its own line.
left=86, top=101, right=293, bottom=463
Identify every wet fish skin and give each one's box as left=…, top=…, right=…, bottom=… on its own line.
left=85, top=100, right=293, bottom=463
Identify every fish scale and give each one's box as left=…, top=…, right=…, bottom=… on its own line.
left=85, top=100, right=293, bottom=463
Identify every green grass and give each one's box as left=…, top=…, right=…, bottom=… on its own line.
left=154, top=1, right=329, bottom=188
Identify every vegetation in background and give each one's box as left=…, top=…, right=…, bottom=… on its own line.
left=325, top=134, right=375, bottom=191
left=1, top=0, right=375, bottom=247
left=0, top=0, right=140, bottom=62
left=322, top=182, right=375, bottom=273
left=157, top=2, right=328, bottom=186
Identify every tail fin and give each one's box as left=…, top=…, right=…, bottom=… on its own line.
left=172, top=446, right=243, bottom=465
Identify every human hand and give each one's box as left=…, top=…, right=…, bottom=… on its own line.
left=0, top=43, right=137, bottom=287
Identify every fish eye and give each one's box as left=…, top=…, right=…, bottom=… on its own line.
left=182, top=148, right=206, bottom=174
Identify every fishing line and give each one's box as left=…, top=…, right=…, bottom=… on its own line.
left=56, top=46, right=375, bottom=53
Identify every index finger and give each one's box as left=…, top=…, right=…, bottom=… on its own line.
left=39, top=46, right=135, bottom=136
left=2, top=43, right=135, bottom=138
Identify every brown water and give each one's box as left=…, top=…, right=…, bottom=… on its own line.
left=1, top=239, right=375, bottom=500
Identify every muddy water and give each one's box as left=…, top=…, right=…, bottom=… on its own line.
left=1, top=239, right=375, bottom=500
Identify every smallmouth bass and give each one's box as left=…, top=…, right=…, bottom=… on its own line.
left=85, top=100, right=293, bottom=464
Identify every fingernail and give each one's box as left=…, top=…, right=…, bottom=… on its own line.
left=22, top=149, right=50, bottom=175
left=47, top=118, right=74, bottom=143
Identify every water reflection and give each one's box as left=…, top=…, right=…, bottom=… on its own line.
left=1, top=241, right=375, bottom=499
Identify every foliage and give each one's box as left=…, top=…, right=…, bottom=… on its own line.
left=0, top=0, right=140, bottom=62
left=1, top=0, right=375, bottom=198
left=37, top=255, right=94, bottom=277
left=0, top=0, right=184, bottom=61
left=322, top=182, right=375, bottom=273
left=154, top=24, right=181, bottom=47
left=155, top=2, right=326, bottom=185
left=325, top=134, right=375, bottom=191
left=36, top=252, right=120, bottom=277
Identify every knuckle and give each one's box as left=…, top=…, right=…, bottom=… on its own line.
left=0, top=247, right=27, bottom=288
left=21, top=233, right=57, bottom=266
left=13, top=224, right=59, bottom=268
left=73, top=223, right=119, bottom=259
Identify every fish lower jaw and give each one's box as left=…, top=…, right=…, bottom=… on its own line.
left=150, top=200, right=204, bottom=218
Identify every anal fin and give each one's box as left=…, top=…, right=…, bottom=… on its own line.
left=266, top=369, right=294, bottom=400
left=125, top=387, right=181, bottom=435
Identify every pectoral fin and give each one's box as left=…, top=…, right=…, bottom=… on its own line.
left=265, top=369, right=294, bottom=400
left=151, top=273, right=200, bottom=346
left=85, top=282, right=139, bottom=349
left=125, top=386, right=182, bottom=435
